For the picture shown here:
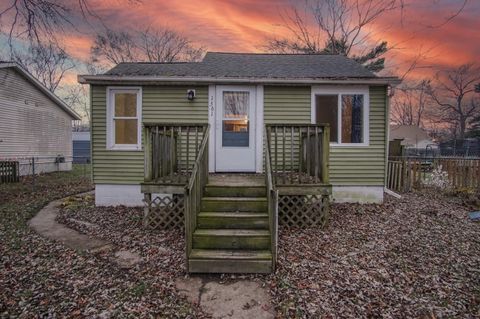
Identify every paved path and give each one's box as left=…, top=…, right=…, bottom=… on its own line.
left=176, top=276, right=274, bottom=319
left=30, top=193, right=274, bottom=317
left=29, top=193, right=141, bottom=268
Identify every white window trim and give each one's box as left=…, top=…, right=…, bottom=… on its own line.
left=106, top=86, right=142, bottom=151
left=311, top=85, right=370, bottom=147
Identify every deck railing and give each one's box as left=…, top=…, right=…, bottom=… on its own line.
left=144, top=123, right=209, bottom=185
left=264, top=127, right=278, bottom=270
left=184, top=125, right=210, bottom=271
left=266, top=124, right=330, bottom=185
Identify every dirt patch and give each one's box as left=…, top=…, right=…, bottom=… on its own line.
left=176, top=276, right=274, bottom=319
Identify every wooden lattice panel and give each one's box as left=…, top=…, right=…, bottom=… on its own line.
left=278, top=194, right=329, bottom=228
left=144, top=194, right=184, bottom=230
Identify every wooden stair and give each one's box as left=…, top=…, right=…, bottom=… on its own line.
left=188, top=183, right=272, bottom=273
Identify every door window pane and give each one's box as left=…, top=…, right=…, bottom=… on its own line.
left=342, top=95, right=363, bottom=143
left=222, top=91, right=250, bottom=147
left=115, top=119, right=138, bottom=144
left=223, top=120, right=249, bottom=147
left=223, top=92, right=249, bottom=118
left=315, top=95, right=338, bottom=142
left=115, top=93, right=137, bottom=117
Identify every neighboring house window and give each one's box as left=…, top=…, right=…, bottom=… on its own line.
left=312, top=86, right=369, bottom=146
left=107, top=87, right=142, bottom=150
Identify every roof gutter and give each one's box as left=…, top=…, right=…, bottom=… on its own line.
left=78, top=75, right=401, bottom=86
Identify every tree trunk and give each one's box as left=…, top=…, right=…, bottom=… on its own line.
left=459, top=116, right=466, bottom=140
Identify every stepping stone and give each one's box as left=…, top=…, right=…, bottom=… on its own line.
left=113, top=250, right=142, bottom=269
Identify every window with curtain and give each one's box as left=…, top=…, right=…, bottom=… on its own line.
left=315, top=93, right=365, bottom=144
left=222, top=91, right=250, bottom=147
left=316, top=95, right=338, bottom=142
left=108, top=89, right=141, bottom=150
left=342, top=95, right=364, bottom=143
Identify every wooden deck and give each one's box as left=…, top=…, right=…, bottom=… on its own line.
left=141, top=123, right=332, bottom=273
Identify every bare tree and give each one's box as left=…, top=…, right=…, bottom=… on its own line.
left=62, top=84, right=90, bottom=125
left=265, top=0, right=402, bottom=71
left=0, top=0, right=140, bottom=47
left=391, top=80, right=431, bottom=127
left=11, top=43, right=75, bottom=92
left=90, top=27, right=204, bottom=66
left=265, top=0, right=467, bottom=72
left=427, top=64, right=480, bottom=140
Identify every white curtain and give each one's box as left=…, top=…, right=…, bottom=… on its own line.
left=223, top=91, right=249, bottom=118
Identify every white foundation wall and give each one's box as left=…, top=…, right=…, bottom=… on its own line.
left=95, top=184, right=145, bottom=207
left=96, top=184, right=385, bottom=206
left=332, top=186, right=384, bottom=204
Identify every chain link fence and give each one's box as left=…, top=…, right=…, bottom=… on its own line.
left=0, top=156, right=91, bottom=190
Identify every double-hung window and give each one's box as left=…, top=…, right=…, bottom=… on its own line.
left=107, top=87, right=142, bottom=150
left=312, top=87, right=369, bottom=146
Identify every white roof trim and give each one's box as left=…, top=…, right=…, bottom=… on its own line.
left=0, top=62, right=81, bottom=120
left=78, top=74, right=401, bottom=86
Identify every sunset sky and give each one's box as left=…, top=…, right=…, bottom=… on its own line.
left=2, top=0, right=479, bottom=82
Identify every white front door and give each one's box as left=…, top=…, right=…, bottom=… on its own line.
left=215, top=86, right=256, bottom=172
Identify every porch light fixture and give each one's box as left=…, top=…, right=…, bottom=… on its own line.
left=187, top=89, right=196, bottom=101
left=387, top=85, right=395, bottom=97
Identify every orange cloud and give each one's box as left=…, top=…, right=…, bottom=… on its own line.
left=51, top=0, right=479, bottom=80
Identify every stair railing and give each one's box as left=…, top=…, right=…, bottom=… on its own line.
left=144, top=123, right=209, bottom=185
left=265, top=126, right=279, bottom=270
left=184, top=125, right=210, bottom=272
left=265, top=124, right=330, bottom=185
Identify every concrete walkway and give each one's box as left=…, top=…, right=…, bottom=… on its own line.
left=176, top=276, right=274, bottom=319
left=29, top=193, right=141, bottom=268
left=29, top=196, right=109, bottom=251
left=30, top=193, right=274, bottom=317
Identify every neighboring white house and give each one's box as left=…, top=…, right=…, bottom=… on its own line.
left=0, top=62, right=80, bottom=175
left=390, top=125, right=438, bottom=150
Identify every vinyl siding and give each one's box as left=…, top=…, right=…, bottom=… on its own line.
left=0, top=68, right=73, bottom=159
left=264, top=85, right=387, bottom=186
left=92, top=84, right=386, bottom=186
left=90, top=85, right=208, bottom=184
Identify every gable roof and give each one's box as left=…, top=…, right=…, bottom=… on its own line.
left=390, top=125, right=435, bottom=145
left=79, top=52, right=400, bottom=85
left=0, top=62, right=80, bottom=120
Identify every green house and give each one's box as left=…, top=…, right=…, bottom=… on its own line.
left=79, top=52, right=399, bottom=273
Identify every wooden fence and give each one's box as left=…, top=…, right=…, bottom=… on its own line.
left=387, top=157, right=480, bottom=192
left=0, top=161, right=20, bottom=183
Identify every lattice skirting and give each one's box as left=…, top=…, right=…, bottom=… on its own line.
left=278, top=194, right=329, bottom=228
left=143, top=194, right=185, bottom=230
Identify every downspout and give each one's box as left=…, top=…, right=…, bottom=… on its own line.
left=89, top=85, right=94, bottom=183
left=384, top=85, right=390, bottom=187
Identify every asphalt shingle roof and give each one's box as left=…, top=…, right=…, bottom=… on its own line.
left=104, top=52, right=377, bottom=79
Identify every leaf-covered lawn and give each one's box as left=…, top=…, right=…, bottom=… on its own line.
left=0, top=166, right=205, bottom=318
left=2, top=169, right=479, bottom=318
left=270, top=191, right=480, bottom=318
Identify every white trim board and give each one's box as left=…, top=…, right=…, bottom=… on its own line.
left=106, top=86, right=143, bottom=151
left=255, top=85, right=264, bottom=173
left=208, top=85, right=216, bottom=172
left=311, top=85, right=370, bottom=147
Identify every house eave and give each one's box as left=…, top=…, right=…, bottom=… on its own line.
left=78, top=75, right=401, bottom=86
